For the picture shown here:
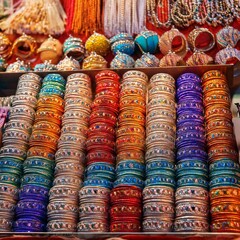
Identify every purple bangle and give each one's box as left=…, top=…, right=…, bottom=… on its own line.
left=19, top=185, right=49, bottom=202
left=13, top=218, right=46, bottom=232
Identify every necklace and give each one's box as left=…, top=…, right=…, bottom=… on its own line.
left=193, top=0, right=208, bottom=24
left=171, top=0, right=194, bottom=27
left=147, top=0, right=171, bottom=28
left=206, top=0, right=218, bottom=26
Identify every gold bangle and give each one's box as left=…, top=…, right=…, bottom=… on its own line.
left=188, top=27, right=215, bottom=52
left=12, top=33, right=37, bottom=59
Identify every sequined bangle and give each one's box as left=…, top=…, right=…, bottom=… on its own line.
left=188, top=28, right=215, bottom=52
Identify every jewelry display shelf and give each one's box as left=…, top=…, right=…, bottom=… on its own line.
left=1, top=232, right=240, bottom=240
left=0, top=64, right=238, bottom=239
left=0, top=64, right=234, bottom=97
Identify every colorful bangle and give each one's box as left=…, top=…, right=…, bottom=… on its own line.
left=188, top=27, right=215, bottom=52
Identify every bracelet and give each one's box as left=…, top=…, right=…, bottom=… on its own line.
left=188, top=27, right=215, bottom=52
left=186, top=51, right=214, bottom=66
left=215, top=46, right=240, bottom=64
left=159, top=51, right=185, bottom=67
left=159, top=28, right=188, bottom=58
left=12, top=33, right=37, bottom=60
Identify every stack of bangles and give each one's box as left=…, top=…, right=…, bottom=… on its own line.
left=14, top=74, right=66, bottom=232
left=110, top=71, right=148, bottom=232
left=78, top=70, right=120, bottom=232
left=202, top=70, right=240, bottom=232
left=143, top=73, right=176, bottom=232
left=174, top=73, right=209, bottom=232
left=0, top=73, right=41, bottom=232
left=47, top=73, right=92, bottom=232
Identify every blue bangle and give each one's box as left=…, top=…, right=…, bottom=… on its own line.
left=209, top=159, right=240, bottom=172
left=24, top=158, right=55, bottom=171
left=0, top=173, right=21, bottom=187
left=116, top=160, right=145, bottom=172
left=135, top=30, right=159, bottom=54
left=146, top=169, right=175, bottom=179
left=39, top=87, right=65, bottom=98
left=116, top=172, right=144, bottom=181
left=110, top=33, right=134, bottom=44
left=210, top=170, right=240, bottom=179
left=209, top=176, right=240, bottom=189
left=145, top=176, right=175, bottom=188
left=85, top=172, right=115, bottom=182
left=21, top=174, right=52, bottom=189
left=176, top=170, right=208, bottom=180
left=83, top=178, right=113, bottom=189
left=146, top=159, right=175, bottom=171
left=176, top=160, right=208, bottom=171
left=111, top=40, right=135, bottom=55
left=86, top=163, right=115, bottom=173
left=114, top=175, right=144, bottom=189
left=0, top=157, right=22, bottom=169
left=177, top=176, right=208, bottom=189
left=42, top=74, right=66, bottom=86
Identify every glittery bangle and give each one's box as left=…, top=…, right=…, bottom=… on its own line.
left=53, top=176, right=82, bottom=187
left=21, top=174, right=52, bottom=188
left=176, top=186, right=208, bottom=201
left=47, top=201, right=78, bottom=215
left=83, top=178, right=113, bottom=189
left=188, top=28, right=215, bottom=52
left=159, top=28, right=188, bottom=58
left=0, top=218, right=12, bottom=232
left=143, top=201, right=174, bottom=217
left=176, top=201, right=208, bottom=218
left=114, top=176, right=144, bottom=189
left=110, top=221, right=141, bottom=232
left=13, top=219, right=46, bottom=232
left=209, top=176, right=240, bottom=189
left=0, top=145, right=26, bottom=160
left=143, top=218, right=173, bottom=232
left=143, top=186, right=174, bottom=202
left=111, top=204, right=142, bottom=218
left=0, top=183, right=18, bottom=201
left=0, top=174, right=20, bottom=187
left=174, top=217, right=209, bottom=232
left=211, top=219, right=240, bottom=232
left=47, top=221, right=77, bottom=232
left=177, top=176, right=208, bottom=189
left=79, top=186, right=110, bottom=200
left=19, top=184, right=49, bottom=202
left=77, top=220, right=109, bottom=232
left=210, top=187, right=240, bottom=200
left=145, top=176, right=175, bottom=188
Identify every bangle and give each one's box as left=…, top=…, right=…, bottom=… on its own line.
left=57, top=56, right=80, bottom=71
left=188, top=27, right=215, bottom=52
left=215, top=46, right=240, bottom=65
left=63, top=35, right=85, bottom=62
left=37, top=36, right=63, bottom=64
left=216, top=26, right=240, bottom=49
left=135, top=29, right=159, bottom=54
left=186, top=51, right=214, bottom=66
left=12, top=33, right=37, bottom=60
left=82, top=51, right=108, bottom=70
left=159, top=27, right=188, bottom=58
left=159, top=51, right=185, bottom=67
